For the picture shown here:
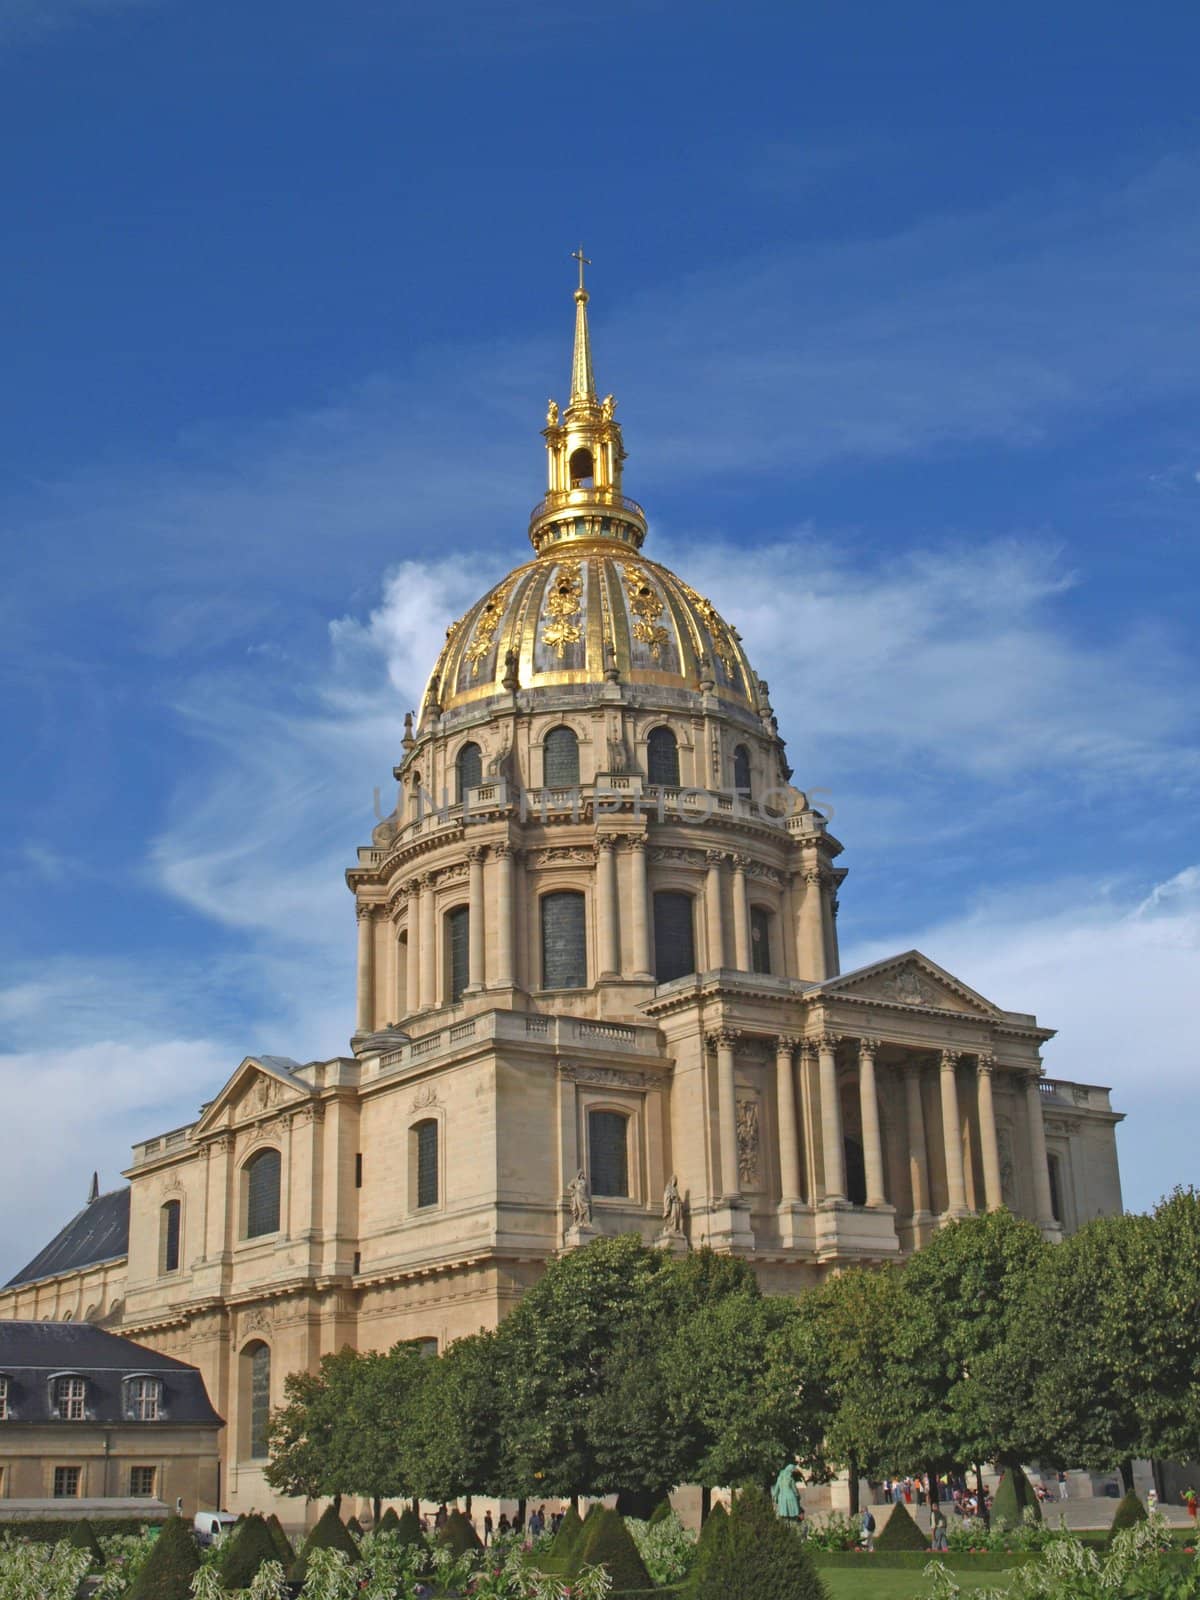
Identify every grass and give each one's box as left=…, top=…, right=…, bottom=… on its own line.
left=820, top=1567, right=1017, bottom=1598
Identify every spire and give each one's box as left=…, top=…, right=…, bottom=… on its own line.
left=88, top=1171, right=100, bottom=1204
left=569, top=245, right=596, bottom=407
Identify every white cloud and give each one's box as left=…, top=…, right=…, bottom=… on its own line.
left=842, top=864, right=1200, bottom=1215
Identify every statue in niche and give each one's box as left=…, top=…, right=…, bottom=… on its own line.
left=662, top=1174, right=684, bottom=1234
left=568, top=1169, right=591, bottom=1228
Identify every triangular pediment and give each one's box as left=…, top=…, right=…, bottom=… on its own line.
left=815, top=951, right=1003, bottom=1019
left=194, top=1055, right=312, bottom=1134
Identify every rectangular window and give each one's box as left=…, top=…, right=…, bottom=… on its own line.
left=56, top=1377, right=86, bottom=1420
left=125, top=1378, right=161, bottom=1421
left=588, top=1109, right=630, bottom=1198
left=446, top=906, right=470, bottom=1002
left=653, top=892, right=695, bottom=982
left=541, top=891, right=587, bottom=989
left=415, top=1119, right=439, bottom=1209
left=129, top=1466, right=156, bottom=1497
left=53, top=1466, right=81, bottom=1498
left=0, top=1375, right=7, bottom=1420
left=355, top=1152, right=363, bottom=1188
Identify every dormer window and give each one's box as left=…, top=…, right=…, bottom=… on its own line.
left=124, top=1376, right=162, bottom=1421
left=54, top=1376, right=86, bottom=1420
left=0, top=1374, right=9, bottom=1420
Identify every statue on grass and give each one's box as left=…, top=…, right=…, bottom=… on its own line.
left=771, top=1461, right=802, bottom=1520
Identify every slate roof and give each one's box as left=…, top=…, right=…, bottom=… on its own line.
left=5, top=1188, right=131, bottom=1289
left=0, top=1323, right=223, bottom=1426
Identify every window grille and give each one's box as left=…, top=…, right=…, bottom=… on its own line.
left=161, top=1200, right=181, bottom=1273
left=129, top=1466, right=156, bottom=1497
left=733, top=744, right=752, bottom=796
left=125, top=1378, right=161, bottom=1421
left=446, top=906, right=470, bottom=1002
left=588, top=1110, right=630, bottom=1197
left=456, top=742, right=482, bottom=800
left=53, top=1466, right=80, bottom=1498
left=414, top=1119, right=439, bottom=1209
left=544, top=725, right=580, bottom=787
left=244, top=1149, right=281, bottom=1239
left=750, top=906, right=772, bottom=975
left=55, top=1377, right=86, bottom=1420
left=541, top=891, right=587, bottom=989
left=248, top=1344, right=270, bottom=1460
left=646, top=727, right=679, bottom=787
left=653, top=892, right=695, bottom=982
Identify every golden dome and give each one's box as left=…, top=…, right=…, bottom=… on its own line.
left=420, top=259, right=762, bottom=723
left=422, top=549, right=759, bottom=718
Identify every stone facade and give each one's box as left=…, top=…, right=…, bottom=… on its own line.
left=0, top=277, right=1124, bottom=1518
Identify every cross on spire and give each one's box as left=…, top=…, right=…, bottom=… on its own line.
left=571, top=245, right=591, bottom=293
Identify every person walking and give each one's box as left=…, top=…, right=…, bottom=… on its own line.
left=860, top=1506, right=876, bottom=1552
left=1058, top=1471, right=1069, bottom=1501
left=483, top=1510, right=494, bottom=1545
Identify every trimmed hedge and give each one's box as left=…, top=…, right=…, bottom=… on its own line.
left=0, top=1518, right=162, bottom=1542
left=394, top=1507, right=425, bottom=1547
left=126, top=1515, right=201, bottom=1600
left=876, top=1501, right=929, bottom=1551
left=992, top=1467, right=1043, bottom=1528
left=572, top=1507, right=652, bottom=1592
left=375, top=1507, right=401, bottom=1535
left=685, top=1489, right=824, bottom=1600
left=1108, top=1489, right=1149, bottom=1542
left=67, top=1520, right=104, bottom=1565
left=265, top=1513, right=294, bottom=1568
left=649, top=1500, right=674, bottom=1526
left=345, top=1516, right=363, bottom=1540
left=811, top=1550, right=1038, bottom=1571
left=438, top=1508, right=483, bottom=1557
left=290, top=1504, right=359, bottom=1583
left=216, top=1514, right=279, bottom=1589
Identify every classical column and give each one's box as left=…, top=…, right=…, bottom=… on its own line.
left=795, top=866, right=828, bottom=981
left=775, top=1035, right=802, bottom=1204
left=595, top=836, right=620, bottom=977
left=418, top=873, right=437, bottom=1010
left=799, top=1042, right=820, bottom=1204
left=355, top=903, right=374, bottom=1033
left=466, top=846, right=486, bottom=990
left=404, top=882, right=420, bottom=1017
left=1024, top=1072, right=1056, bottom=1225
left=904, top=1062, right=931, bottom=1217
left=857, top=1037, right=886, bottom=1207
left=817, top=1032, right=846, bottom=1203
left=628, top=837, right=652, bottom=978
left=731, top=854, right=752, bottom=971
left=493, top=844, right=515, bottom=988
left=705, top=850, right=727, bottom=970
left=940, top=1050, right=968, bottom=1215
left=976, top=1053, right=1004, bottom=1211
left=386, top=913, right=400, bottom=1024
left=711, top=1029, right=741, bottom=1200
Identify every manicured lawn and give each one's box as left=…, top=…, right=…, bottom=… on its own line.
left=820, top=1566, right=1016, bottom=1598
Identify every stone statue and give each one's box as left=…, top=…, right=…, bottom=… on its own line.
left=546, top=399, right=559, bottom=427
left=568, top=1169, right=591, bottom=1228
left=662, top=1174, right=683, bottom=1234
left=771, top=1462, right=802, bottom=1520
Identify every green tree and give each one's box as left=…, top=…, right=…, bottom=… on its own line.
left=405, top=1329, right=504, bottom=1502
left=265, top=1348, right=361, bottom=1502
left=1137, top=1187, right=1200, bottom=1466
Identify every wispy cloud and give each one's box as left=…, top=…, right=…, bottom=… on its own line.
left=0, top=0, right=154, bottom=45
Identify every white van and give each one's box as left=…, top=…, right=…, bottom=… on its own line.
left=193, top=1511, right=239, bottom=1547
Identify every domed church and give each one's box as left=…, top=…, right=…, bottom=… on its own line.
left=1, top=268, right=1124, bottom=1515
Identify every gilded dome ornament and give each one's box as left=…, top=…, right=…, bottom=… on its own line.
left=622, top=563, right=670, bottom=661
left=541, top=561, right=584, bottom=658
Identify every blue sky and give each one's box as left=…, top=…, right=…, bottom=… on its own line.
left=2, top=0, right=1198, bottom=1277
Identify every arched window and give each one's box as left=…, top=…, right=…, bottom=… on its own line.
left=456, top=741, right=482, bottom=800
left=646, top=726, right=680, bottom=787
left=413, top=1118, right=439, bottom=1209
left=588, top=1110, right=630, bottom=1197
left=160, top=1200, right=181, bottom=1274
left=245, top=1342, right=271, bottom=1460
left=544, top=725, right=580, bottom=787
left=541, top=890, right=587, bottom=989
left=569, top=447, right=594, bottom=488
left=750, top=906, right=773, bottom=976
left=653, top=891, right=696, bottom=983
left=733, top=744, right=752, bottom=797
left=445, top=905, right=470, bottom=1002
left=243, top=1149, right=281, bottom=1239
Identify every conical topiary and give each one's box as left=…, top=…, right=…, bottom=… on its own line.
left=394, top=1507, right=425, bottom=1548
left=552, top=1504, right=585, bottom=1560
left=265, top=1514, right=294, bottom=1568
left=438, top=1508, right=483, bottom=1557
left=216, top=1514, right=279, bottom=1590
left=67, top=1520, right=104, bottom=1566
left=569, top=1507, right=652, bottom=1592
left=876, top=1501, right=929, bottom=1551
left=685, top=1489, right=825, bottom=1600
left=991, top=1467, right=1043, bottom=1529
left=290, top=1504, right=360, bottom=1584
left=376, top=1507, right=401, bottom=1535
left=685, top=1500, right=731, bottom=1598
left=1108, top=1489, right=1149, bottom=1543
left=346, top=1516, right=363, bottom=1540
left=127, top=1515, right=201, bottom=1600
left=649, top=1498, right=674, bottom=1526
